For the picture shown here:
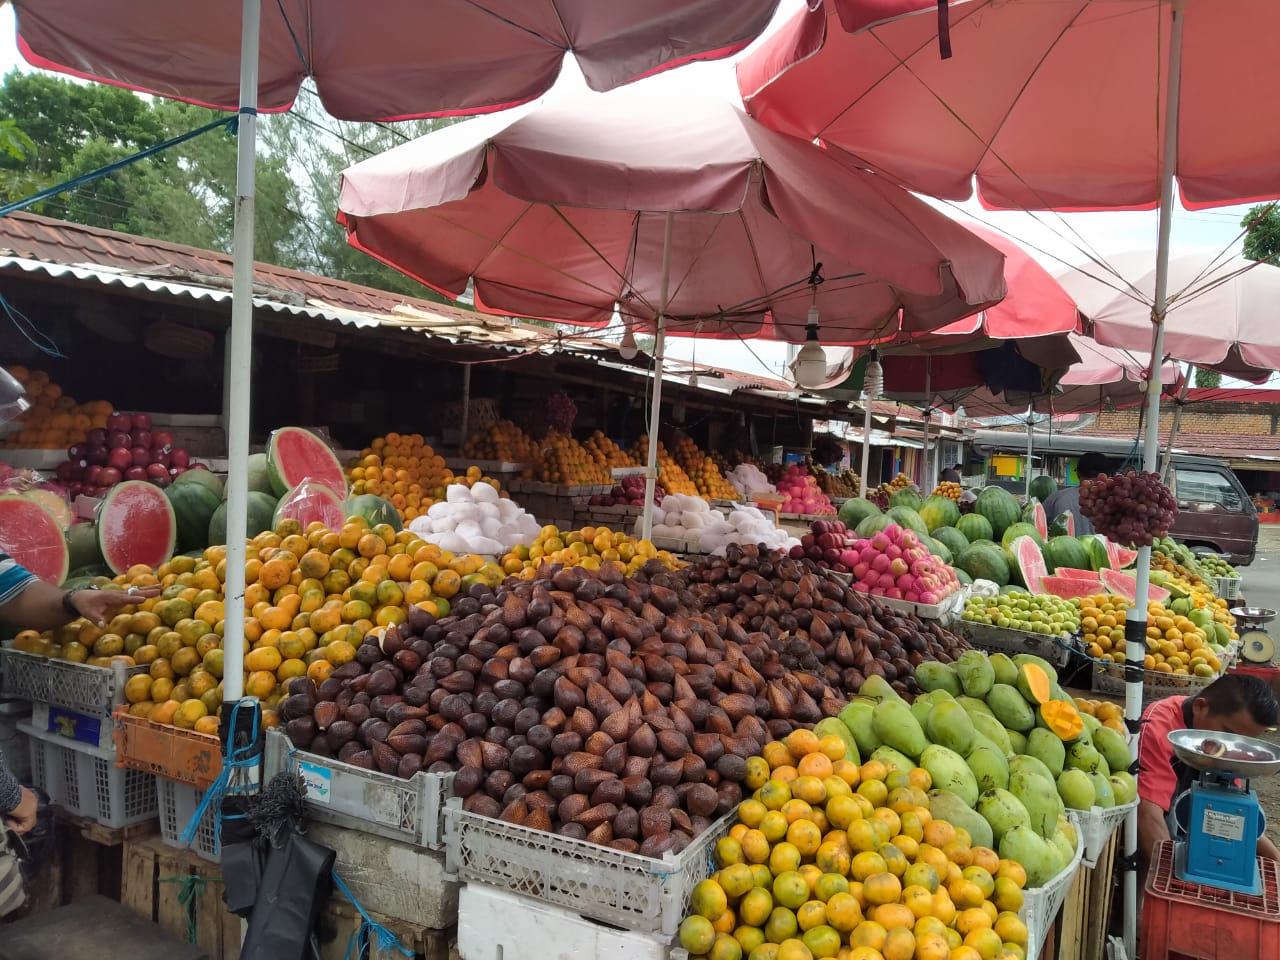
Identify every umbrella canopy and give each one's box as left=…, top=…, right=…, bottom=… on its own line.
left=337, top=88, right=1008, bottom=343
left=1057, top=254, right=1280, bottom=379
left=737, top=0, right=1280, bottom=211
left=15, top=0, right=786, bottom=120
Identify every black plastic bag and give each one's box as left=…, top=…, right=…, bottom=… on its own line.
left=220, top=793, right=261, bottom=917
left=238, top=830, right=334, bottom=960
left=14, top=787, right=55, bottom=883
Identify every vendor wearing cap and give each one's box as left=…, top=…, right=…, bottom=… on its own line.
left=1136, top=674, right=1280, bottom=870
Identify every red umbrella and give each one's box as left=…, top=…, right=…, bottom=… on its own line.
left=16, top=0, right=785, bottom=119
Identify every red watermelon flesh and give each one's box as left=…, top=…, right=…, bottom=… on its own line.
left=1010, top=535, right=1047, bottom=594
left=1038, top=575, right=1104, bottom=600
left=1027, top=501, right=1047, bottom=540
left=273, top=482, right=345, bottom=532
left=96, top=480, right=176, bottom=574
left=1099, top=568, right=1170, bottom=604
left=1053, top=568, right=1102, bottom=582
left=1105, top=539, right=1139, bottom=569
left=0, top=495, right=70, bottom=584
left=266, top=427, right=347, bottom=498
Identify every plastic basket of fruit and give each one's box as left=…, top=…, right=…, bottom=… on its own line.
left=1211, top=575, right=1242, bottom=601
left=960, top=622, right=1080, bottom=669
left=1, top=641, right=145, bottom=717
left=22, top=720, right=157, bottom=828
left=1076, top=800, right=1137, bottom=869
left=1091, top=660, right=1215, bottom=701
left=1021, top=815, right=1085, bottom=960
left=263, top=728, right=453, bottom=850
left=113, top=707, right=223, bottom=789
left=442, top=800, right=732, bottom=938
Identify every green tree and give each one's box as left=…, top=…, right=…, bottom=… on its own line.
left=1193, top=367, right=1222, bottom=389
left=1241, top=202, right=1280, bottom=264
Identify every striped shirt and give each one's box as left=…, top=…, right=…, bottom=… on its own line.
left=0, top=550, right=36, bottom=812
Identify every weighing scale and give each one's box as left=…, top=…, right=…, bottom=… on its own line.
left=1168, top=729, right=1280, bottom=895
left=1229, top=606, right=1277, bottom=665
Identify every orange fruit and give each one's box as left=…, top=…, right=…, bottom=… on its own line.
left=797, top=752, right=834, bottom=781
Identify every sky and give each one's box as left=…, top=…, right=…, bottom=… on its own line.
left=0, top=4, right=1267, bottom=387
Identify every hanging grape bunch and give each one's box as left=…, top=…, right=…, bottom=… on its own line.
left=1079, top=470, right=1178, bottom=547
left=545, top=390, right=577, bottom=434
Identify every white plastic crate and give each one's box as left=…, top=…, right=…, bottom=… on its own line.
left=1021, top=814, right=1085, bottom=960
left=1076, top=800, right=1137, bottom=869
left=960, top=621, right=1079, bottom=669
left=1091, top=661, right=1214, bottom=702
left=457, top=883, right=670, bottom=960
left=444, top=800, right=732, bottom=938
left=1, top=642, right=145, bottom=717
left=1211, top=575, right=1242, bottom=601
left=263, top=728, right=453, bottom=849
left=157, top=776, right=220, bottom=863
left=20, top=721, right=156, bottom=828
left=29, top=701, right=113, bottom=750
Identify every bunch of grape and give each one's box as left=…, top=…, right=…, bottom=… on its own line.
left=1079, top=470, right=1178, bottom=548
left=545, top=391, right=577, bottom=434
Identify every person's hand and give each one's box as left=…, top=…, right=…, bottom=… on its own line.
left=71, top=585, right=161, bottom=627
left=4, top=787, right=37, bottom=835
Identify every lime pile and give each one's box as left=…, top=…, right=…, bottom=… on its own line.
left=962, top=592, right=1080, bottom=637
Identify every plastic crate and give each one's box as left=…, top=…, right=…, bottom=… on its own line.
left=1212, top=575, right=1243, bottom=601
left=21, top=720, right=157, bottom=828
left=1141, top=840, right=1279, bottom=959
left=443, top=800, right=732, bottom=938
left=1, top=642, right=145, bottom=717
left=1076, top=800, right=1137, bottom=869
left=960, top=621, right=1079, bottom=669
left=1021, top=814, right=1084, bottom=960
left=1091, top=661, right=1215, bottom=702
left=263, top=728, right=453, bottom=849
left=157, top=776, right=219, bottom=863
left=30, top=701, right=113, bottom=750
left=113, top=707, right=222, bottom=788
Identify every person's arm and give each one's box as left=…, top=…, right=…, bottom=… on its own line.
left=1259, top=833, right=1280, bottom=862
left=0, top=753, right=35, bottom=834
left=1138, top=798, right=1172, bottom=866
left=0, top=578, right=159, bottom=630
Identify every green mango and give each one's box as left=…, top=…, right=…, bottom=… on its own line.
left=1091, top=726, right=1132, bottom=775
left=967, top=738, right=1011, bottom=792
left=1056, top=769, right=1096, bottom=811
left=926, top=700, right=977, bottom=756
left=1013, top=653, right=1059, bottom=684
left=930, top=789, right=995, bottom=848
left=871, top=745, right=916, bottom=774
left=977, top=788, right=1031, bottom=843
left=1109, top=772, right=1137, bottom=805
left=921, top=744, right=980, bottom=807
left=988, top=652, right=1018, bottom=687
left=813, top=717, right=860, bottom=765
left=1051, top=830, right=1077, bottom=870
left=1010, top=769, right=1064, bottom=839
left=1005, top=729, right=1027, bottom=756
left=1090, top=771, right=1116, bottom=808
left=838, top=701, right=882, bottom=757
left=1000, top=826, right=1056, bottom=888
left=986, top=684, right=1036, bottom=732
left=910, top=697, right=936, bottom=730
left=970, top=712, right=1014, bottom=756
left=1009, top=754, right=1056, bottom=785
left=1066, top=739, right=1104, bottom=775
left=1026, top=728, right=1067, bottom=778
left=958, top=696, right=996, bottom=718
left=954, top=650, right=996, bottom=698
left=914, top=661, right=962, bottom=696
left=860, top=675, right=902, bottom=703
left=872, top=699, right=928, bottom=760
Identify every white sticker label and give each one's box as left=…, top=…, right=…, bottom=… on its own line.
left=298, top=761, right=332, bottom=805
left=1202, top=808, right=1246, bottom=841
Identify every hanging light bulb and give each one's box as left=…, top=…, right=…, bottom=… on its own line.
left=688, top=372, right=698, bottom=388
left=864, top=347, right=884, bottom=400
left=793, top=304, right=827, bottom=389
left=618, top=325, right=639, bottom=360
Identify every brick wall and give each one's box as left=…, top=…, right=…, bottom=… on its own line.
left=1095, top=404, right=1279, bottom=436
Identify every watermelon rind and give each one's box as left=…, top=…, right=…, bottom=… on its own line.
left=1048, top=511, right=1076, bottom=538
left=246, top=452, right=275, bottom=496
left=1001, top=522, right=1044, bottom=552
left=273, top=482, right=346, bottom=532
left=888, top=488, right=923, bottom=511
left=926, top=537, right=953, bottom=564
left=932, top=526, right=970, bottom=558
left=96, top=480, right=177, bottom=575
left=172, top=467, right=225, bottom=500
left=347, top=494, right=403, bottom=532
left=23, top=488, right=73, bottom=530
left=838, top=498, right=882, bottom=529
left=855, top=514, right=896, bottom=539
left=887, top=506, right=929, bottom=539
left=1042, top=535, right=1091, bottom=574
left=957, top=542, right=1011, bottom=587
left=1098, top=568, right=1171, bottom=604
left=1082, top=535, right=1112, bottom=571
left=975, top=486, right=1021, bottom=539
left=956, top=513, right=994, bottom=544
left=1029, top=475, right=1058, bottom=503
left=1008, top=535, right=1047, bottom=593
left=0, top=495, right=70, bottom=584
left=267, top=427, right=347, bottom=498
left=1022, top=500, right=1048, bottom=540
left=166, top=482, right=222, bottom=554
left=208, top=491, right=278, bottom=546
left=67, top=522, right=104, bottom=572
left=953, top=568, right=973, bottom=586
left=918, top=495, right=961, bottom=532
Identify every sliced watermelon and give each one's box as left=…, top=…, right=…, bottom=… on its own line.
left=1022, top=500, right=1048, bottom=540
left=1038, top=575, right=1104, bottom=600
left=1105, top=539, right=1139, bottom=569
left=24, top=488, right=73, bottom=530
left=96, top=480, right=177, bottom=574
left=267, top=427, right=347, bottom=498
left=1053, top=567, right=1102, bottom=582
left=1009, top=535, right=1047, bottom=594
left=273, top=482, right=346, bottom=532
left=1099, top=568, right=1170, bottom=604
left=1048, top=510, right=1076, bottom=538
left=0, top=495, right=70, bottom=584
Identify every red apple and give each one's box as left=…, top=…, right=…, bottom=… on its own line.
left=132, top=430, right=152, bottom=450
left=170, top=448, right=190, bottom=469
left=150, top=448, right=170, bottom=468
left=87, top=428, right=107, bottom=446
left=108, top=431, right=131, bottom=449
left=131, top=413, right=152, bottom=432
left=107, top=447, right=133, bottom=471
left=107, top=412, right=132, bottom=433
left=98, top=467, right=122, bottom=486
left=152, top=431, right=174, bottom=452
left=131, top=446, right=150, bottom=467
left=125, top=465, right=147, bottom=481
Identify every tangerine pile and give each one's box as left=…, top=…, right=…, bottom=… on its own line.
left=0, top=367, right=114, bottom=449
left=349, top=433, right=507, bottom=523
left=631, top=436, right=699, bottom=496
left=14, top=515, right=507, bottom=735
left=462, top=420, right=541, bottom=465
left=584, top=431, right=638, bottom=470
left=675, top=437, right=740, bottom=500
left=498, top=524, right=681, bottom=579
left=1077, top=594, right=1222, bottom=677
left=537, top=430, right=612, bottom=485
left=931, top=483, right=962, bottom=502
left=1069, top=698, right=1127, bottom=736
left=680, top=729, right=1029, bottom=960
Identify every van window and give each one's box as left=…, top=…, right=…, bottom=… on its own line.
left=1173, top=468, right=1245, bottom=511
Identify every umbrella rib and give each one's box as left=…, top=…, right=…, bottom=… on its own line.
left=462, top=0, right=564, bottom=48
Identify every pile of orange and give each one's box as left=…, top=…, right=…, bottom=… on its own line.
left=461, top=420, right=541, bottom=465
left=1, top=367, right=115, bottom=449
left=631, top=436, right=699, bottom=496
left=584, top=431, right=638, bottom=470
left=1070, top=698, right=1127, bottom=736
left=1078, top=594, right=1221, bottom=678
left=14, top=515, right=506, bottom=734
left=499, top=524, right=681, bottom=579
left=674, top=436, right=739, bottom=500
left=537, top=430, right=612, bottom=485
left=680, top=729, right=1030, bottom=960
left=931, top=482, right=963, bottom=502
left=348, top=432, right=506, bottom=523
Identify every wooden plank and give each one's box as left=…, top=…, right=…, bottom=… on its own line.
left=1084, top=835, right=1119, bottom=960
left=25, top=822, right=66, bottom=915
left=63, top=831, right=102, bottom=904
left=121, top=838, right=158, bottom=919
left=318, top=897, right=456, bottom=960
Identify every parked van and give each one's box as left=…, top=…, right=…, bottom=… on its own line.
left=1166, top=455, right=1258, bottom=566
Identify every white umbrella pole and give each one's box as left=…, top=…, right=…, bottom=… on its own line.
left=640, top=213, right=674, bottom=542
left=860, top=402, right=874, bottom=498
left=1160, top=366, right=1192, bottom=480
left=1124, top=3, right=1185, bottom=955
left=460, top=363, right=472, bottom=450
left=1024, top=409, right=1034, bottom=502
left=221, top=0, right=260, bottom=708
left=920, top=412, right=930, bottom=491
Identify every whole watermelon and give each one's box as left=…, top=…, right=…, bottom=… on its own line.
left=1001, top=522, right=1045, bottom=551
left=975, top=486, right=1021, bottom=539
left=926, top=537, right=953, bottom=564
left=838, top=498, right=882, bottom=529
left=1042, top=535, right=1091, bottom=573
left=855, top=514, right=895, bottom=538
left=208, top=491, right=278, bottom=546
left=347, top=494, right=403, bottom=532
left=166, top=482, right=223, bottom=553
left=887, top=506, right=929, bottom=538
left=1029, top=475, right=1059, bottom=503
left=932, top=526, right=970, bottom=558
left=918, top=494, right=961, bottom=532
left=888, top=488, right=923, bottom=512
left=957, top=542, right=1012, bottom=587
left=956, top=513, right=994, bottom=544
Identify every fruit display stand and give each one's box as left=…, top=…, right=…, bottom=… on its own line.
left=113, top=708, right=223, bottom=789
left=506, top=478, right=614, bottom=530
left=1021, top=815, right=1085, bottom=960
left=21, top=720, right=158, bottom=828
left=825, top=570, right=966, bottom=623
left=1090, top=657, right=1223, bottom=702
left=1056, top=827, right=1122, bottom=960
left=1, top=641, right=145, bottom=716
left=960, top=621, right=1082, bottom=670
left=1075, top=799, right=1138, bottom=869
left=442, top=798, right=734, bottom=938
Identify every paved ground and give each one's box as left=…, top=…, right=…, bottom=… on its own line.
left=1234, top=534, right=1280, bottom=846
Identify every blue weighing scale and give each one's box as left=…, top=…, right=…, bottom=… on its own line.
left=1168, top=729, right=1280, bottom=896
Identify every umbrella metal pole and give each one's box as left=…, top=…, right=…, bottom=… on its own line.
left=1160, top=367, right=1191, bottom=480
left=460, top=363, right=471, bottom=452
left=1024, top=410, right=1034, bottom=501
left=221, top=0, right=261, bottom=707
left=860, top=400, right=874, bottom=498
left=920, top=412, right=930, bottom=491
left=1125, top=3, right=1185, bottom=955
left=641, top=214, right=674, bottom=542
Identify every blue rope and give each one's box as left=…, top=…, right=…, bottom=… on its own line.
left=0, top=291, right=64, bottom=357
left=331, top=870, right=412, bottom=959
left=0, top=115, right=237, bottom=219
left=181, top=700, right=260, bottom=848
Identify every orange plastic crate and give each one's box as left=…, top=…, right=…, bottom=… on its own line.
left=113, top=706, right=222, bottom=789
left=1141, top=841, right=1280, bottom=960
